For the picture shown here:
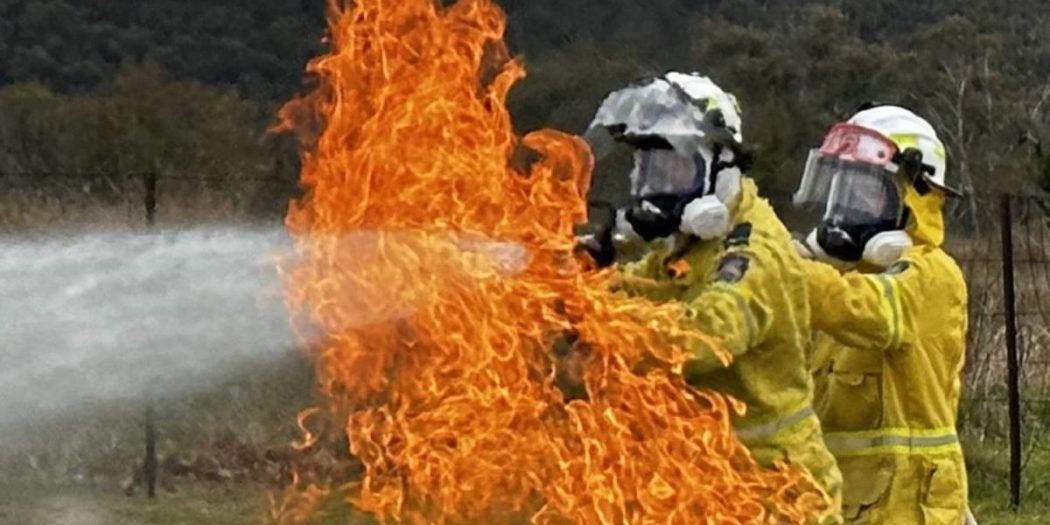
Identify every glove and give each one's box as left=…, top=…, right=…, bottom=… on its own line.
left=575, top=223, right=616, bottom=268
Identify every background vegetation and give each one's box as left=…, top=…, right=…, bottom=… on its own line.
left=1, top=0, right=1049, bottom=206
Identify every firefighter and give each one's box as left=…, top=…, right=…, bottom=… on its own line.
left=579, top=72, right=843, bottom=523
left=794, top=104, right=973, bottom=524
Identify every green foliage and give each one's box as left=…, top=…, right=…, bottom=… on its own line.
left=1, top=0, right=1049, bottom=206
left=965, top=433, right=1050, bottom=524
left=0, top=0, right=324, bottom=103
left=500, top=1, right=1050, bottom=205
left=0, top=64, right=274, bottom=180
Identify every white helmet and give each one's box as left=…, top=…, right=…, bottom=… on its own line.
left=849, top=105, right=958, bottom=195
left=793, top=104, right=955, bottom=267
left=585, top=73, right=743, bottom=158
left=583, top=72, right=750, bottom=243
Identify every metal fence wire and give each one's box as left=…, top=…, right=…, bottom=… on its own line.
left=945, top=193, right=1050, bottom=507
left=2, top=172, right=1045, bottom=506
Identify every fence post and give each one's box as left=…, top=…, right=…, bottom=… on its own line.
left=144, top=171, right=157, bottom=228
left=1000, top=193, right=1022, bottom=509
left=145, top=405, right=157, bottom=498
left=143, top=171, right=158, bottom=499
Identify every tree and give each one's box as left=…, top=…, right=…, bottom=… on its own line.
left=0, top=64, right=273, bottom=181
left=5, top=0, right=1050, bottom=209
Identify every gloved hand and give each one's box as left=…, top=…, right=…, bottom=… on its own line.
left=574, top=223, right=616, bottom=268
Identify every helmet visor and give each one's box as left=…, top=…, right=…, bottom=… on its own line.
left=630, top=149, right=705, bottom=198
left=796, top=151, right=903, bottom=226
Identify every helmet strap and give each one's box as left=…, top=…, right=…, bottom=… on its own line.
left=706, top=141, right=752, bottom=194
left=894, top=147, right=935, bottom=196
left=705, top=144, right=723, bottom=195
left=897, top=205, right=913, bottom=232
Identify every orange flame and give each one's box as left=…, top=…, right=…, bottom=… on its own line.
left=280, top=0, right=829, bottom=523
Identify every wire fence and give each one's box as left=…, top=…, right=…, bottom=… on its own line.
left=945, top=193, right=1050, bottom=507
left=2, top=172, right=1047, bottom=506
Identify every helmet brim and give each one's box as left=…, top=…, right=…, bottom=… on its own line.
left=925, top=175, right=964, bottom=198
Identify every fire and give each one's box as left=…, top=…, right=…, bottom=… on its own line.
left=278, top=0, right=830, bottom=523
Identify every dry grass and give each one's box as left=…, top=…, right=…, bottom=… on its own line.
left=0, top=353, right=314, bottom=492
left=0, top=179, right=144, bottom=233
left=0, top=176, right=295, bottom=234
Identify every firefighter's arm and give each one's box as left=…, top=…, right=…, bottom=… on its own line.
left=613, top=250, right=684, bottom=301
left=802, top=255, right=924, bottom=352
left=677, top=244, right=776, bottom=376
left=618, top=250, right=660, bottom=279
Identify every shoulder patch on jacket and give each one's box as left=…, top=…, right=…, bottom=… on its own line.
left=715, top=254, right=750, bottom=283
left=725, top=222, right=753, bottom=248
left=883, top=261, right=911, bottom=275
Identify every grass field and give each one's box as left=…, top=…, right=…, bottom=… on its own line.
left=965, top=435, right=1050, bottom=525
left=0, top=482, right=272, bottom=525
left=0, top=480, right=389, bottom=525
left=2, top=456, right=1049, bottom=524
left=2, top=353, right=1048, bottom=525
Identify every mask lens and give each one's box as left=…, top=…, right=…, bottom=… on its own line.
left=631, top=149, right=703, bottom=198
left=824, top=162, right=902, bottom=226
left=796, top=149, right=903, bottom=224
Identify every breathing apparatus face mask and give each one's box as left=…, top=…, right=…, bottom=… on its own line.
left=621, top=147, right=707, bottom=241
left=794, top=123, right=912, bottom=266
left=614, top=138, right=750, bottom=243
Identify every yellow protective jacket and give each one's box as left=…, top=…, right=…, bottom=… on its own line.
left=805, top=189, right=969, bottom=524
left=618, top=179, right=843, bottom=521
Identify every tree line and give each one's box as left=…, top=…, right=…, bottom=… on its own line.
left=1, top=0, right=1048, bottom=212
